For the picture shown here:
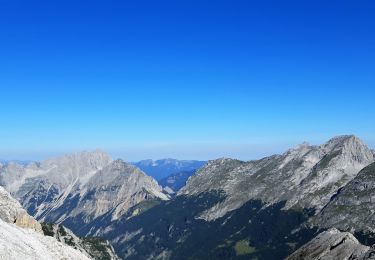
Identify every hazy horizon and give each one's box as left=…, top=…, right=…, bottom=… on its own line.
left=1, top=134, right=373, bottom=162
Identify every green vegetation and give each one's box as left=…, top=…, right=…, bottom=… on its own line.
left=234, top=240, right=256, bottom=256
left=59, top=224, right=67, bottom=236
left=82, top=237, right=114, bottom=260
left=41, top=223, right=117, bottom=260
left=64, top=236, right=76, bottom=247
left=41, top=222, right=55, bottom=237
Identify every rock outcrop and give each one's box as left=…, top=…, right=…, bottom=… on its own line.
left=315, top=162, right=375, bottom=232
left=0, top=186, right=90, bottom=260
left=41, top=223, right=119, bottom=259
left=0, top=186, right=41, bottom=232
left=0, top=218, right=90, bottom=260
left=287, top=228, right=375, bottom=260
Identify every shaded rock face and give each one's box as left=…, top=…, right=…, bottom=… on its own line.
left=179, top=135, right=374, bottom=220
left=315, top=162, right=375, bottom=232
left=287, top=228, right=375, bottom=260
left=95, top=192, right=318, bottom=260
left=0, top=186, right=41, bottom=232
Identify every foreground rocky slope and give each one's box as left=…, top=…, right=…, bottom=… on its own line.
left=0, top=219, right=91, bottom=260
left=0, top=186, right=41, bottom=232
left=42, top=223, right=119, bottom=260
left=287, top=229, right=375, bottom=260
left=0, top=186, right=90, bottom=260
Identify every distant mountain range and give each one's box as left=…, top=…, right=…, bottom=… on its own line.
left=1, top=135, right=375, bottom=259
left=132, top=159, right=206, bottom=181
left=158, top=170, right=197, bottom=192
left=0, top=160, right=32, bottom=166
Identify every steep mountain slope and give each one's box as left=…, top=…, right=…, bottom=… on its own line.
left=287, top=229, right=375, bottom=260
left=91, top=192, right=319, bottom=259
left=179, top=135, right=374, bottom=220
left=314, top=162, right=375, bottom=232
left=0, top=219, right=91, bottom=260
left=0, top=151, right=168, bottom=238
left=0, top=150, right=113, bottom=219
left=0, top=186, right=41, bottom=232
left=0, top=186, right=90, bottom=260
left=132, top=159, right=206, bottom=180
left=42, top=223, right=119, bottom=260
left=38, top=159, right=168, bottom=227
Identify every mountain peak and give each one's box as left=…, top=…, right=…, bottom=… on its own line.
left=41, top=150, right=113, bottom=174
left=207, top=157, right=241, bottom=165
left=106, top=159, right=142, bottom=175
left=111, top=158, right=129, bottom=168
left=63, top=149, right=111, bottom=161
left=283, top=141, right=314, bottom=158
left=325, top=134, right=359, bottom=147
left=322, top=135, right=373, bottom=164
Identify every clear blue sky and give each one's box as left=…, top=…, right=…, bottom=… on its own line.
left=0, top=0, right=374, bottom=161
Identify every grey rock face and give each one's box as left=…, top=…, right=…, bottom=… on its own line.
left=0, top=150, right=112, bottom=200
left=0, top=187, right=90, bottom=260
left=179, top=135, right=374, bottom=220
left=39, top=159, right=168, bottom=225
left=314, top=162, right=375, bottom=232
left=0, top=151, right=168, bottom=232
left=0, top=218, right=91, bottom=260
left=287, top=228, right=375, bottom=260
left=0, top=186, right=42, bottom=232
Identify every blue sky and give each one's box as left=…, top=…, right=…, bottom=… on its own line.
left=0, top=0, right=374, bottom=161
